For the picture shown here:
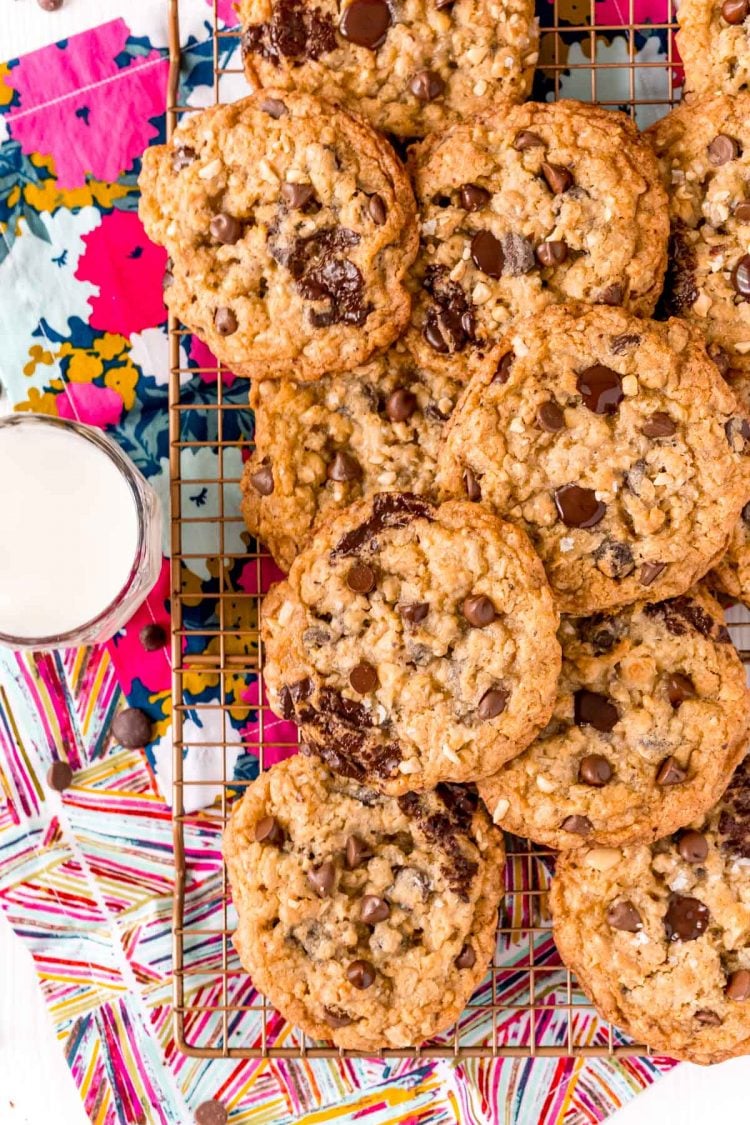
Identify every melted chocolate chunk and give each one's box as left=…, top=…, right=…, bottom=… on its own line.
left=397, top=787, right=479, bottom=899
left=422, top=265, right=475, bottom=354
left=242, top=0, right=336, bottom=62
left=554, top=484, right=606, bottom=529
left=271, top=226, right=370, bottom=327
left=339, top=0, right=391, bottom=48
left=644, top=596, right=727, bottom=642
left=659, top=221, right=699, bottom=317
left=331, top=493, right=434, bottom=558
left=610, top=333, right=641, bottom=354
left=471, top=230, right=504, bottom=278
left=718, top=756, right=750, bottom=859
left=578, top=613, right=624, bottom=655
left=577, top=365, right=624, bottom=414
left=574, top=689, right=619, bottom=733
left=664, top=894, right=710, bottom=942
left=278, top=677, right=313, bottom=720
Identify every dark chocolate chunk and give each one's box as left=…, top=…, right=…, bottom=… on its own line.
left=368, top=194, right=387, bottom=224
left=726, top=968, right=750, bottom=999
left=577, top=365, right=624, bottom=414
left=281, top=182, right=315, bottom=210
left=537, top=401, right=565, bottom=432
left=639, top=561, right=666, bottom=586
left=732, top=254, right=750, bottom=298
left=574, top=690, right=619, bottom=733
left=340, top=0, right=391, bottom=48
left=422, top=264, right=474, bottom=355
left=409, top=69, right=445, bottom=101
left=598, top=283, right=623, bottom=306
left=324, top=1007, right=353, bottom=1027
left=471, top=230, right=504, bottom=278
left=331, top=493, right=433, bottom=557
left=399, top=601, right=429, bottom=624
left=664, top=894, right=709, bottom=941
left=722, top=0, right=749, bottom=20
left=385, top=388, right=417, bottom=422
left=477, top=687, right=508, bottom=720
left=349, top=662, right=379, bottom=694
left=347, top=959, right=376, bottom=988
left=554, top=484, right=606, bottom=529
left=346, top=834, right=372, bottom=868
left=541, top=162, right=573, bottom=193
left=666, top=672, right=696, bottom=708
left=514, top=130, right=545, bottom=151
left=536, top=240, right=568, bottom=267
left=242, top=0, right=336, bottom=62
left=659, top=221, right=698, bottom=316
left=593, top=539, right=635, bottom=579
left=460, top=184, right=491, bottom=211
left=678, top=830, right=708, bottom=863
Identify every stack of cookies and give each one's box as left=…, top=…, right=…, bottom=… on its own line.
left=138, top=0, right=750, bottom=1060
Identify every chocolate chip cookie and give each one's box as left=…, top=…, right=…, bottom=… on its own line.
left=237, top=0, right=538, bottom=139
left=711, top=369, right=750, bottom=603
left=677, top=0, right=750, bottom=100
left=551, top=753, right=750, bottom=1063
left=479, top=586, right=750, bottom=849
left=436, top=304, right=749, bottom=615
left=240, top=342, right=465, bottom=571
left=262, top=493, right=560, bottom=793
left=406, top=100, right=669, bottom=382
left=647, top=95, right=750, bottom=382
left=139, top=91, right=418, bottom=381
left=223, top=754, right=504, bottom=1049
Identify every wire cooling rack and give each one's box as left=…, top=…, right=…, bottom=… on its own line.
left=166, top=0, right=750, bottom=1060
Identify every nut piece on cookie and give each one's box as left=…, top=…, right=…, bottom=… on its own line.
left=138, top=91, right=418, bottom=382
left=223, top=754, right=505, bottom=1050
left=551, top=752, right=750, bottom=1064
left=237, top=0, right=538, bottom=138
left=261, top=492, right=560, bottom=793
left=479, top=586, right=750, bottom=849
left=437, top=304, right=749, bottom=615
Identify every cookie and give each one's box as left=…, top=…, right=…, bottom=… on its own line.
left=551, top=753, right=750, bottom=1064
left=237, top=0, right=538, bottom=139
left=262, top=493, right=560, bottom=793
left=479, top=586, right=750, bottom=849
left=711, top=370, right=750, bottom=603
left=436, top=304, right=749, bottom=615
left=677, top=0, right=750, bottom=100
left=240, top=342, right=464, bottom=571
left=139, top=91, right=418, bottom=382
left=223, top=754, right=504, bottom=1050
left=406, top=100, right=669, bottom=382
left=647, top=94, right=750, bottom=382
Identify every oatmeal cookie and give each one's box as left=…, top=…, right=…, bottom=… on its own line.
left=237, top=0, right=538, bottom=139
left=677, top=0, right=750, bottom=100
left=406, top=100, right=669, bottom=382
left=139, top=91, right=418, bottom=381
left=479, top=587, right=750, bottom=849
left=436, top=304, right=749, bottom=615
left=223, top=754, right=505, bottom=1050
left=240, top=342, right=465, bottom=571
left=711, top=369, right=750, bottom=603
left=262, top=493, right=560, bottom=793
left=551, top=753, right=750, bottom=1064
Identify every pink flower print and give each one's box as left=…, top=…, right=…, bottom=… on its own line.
left=75, top=209, right=168, bottom=337
left=57, top=383, right=124, bottom=428
left=7, top=20, right=167, bottom=190
left=212, top=0, right=240, bottom=26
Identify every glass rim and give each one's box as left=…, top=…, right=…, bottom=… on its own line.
left=0, top=413, right=149, bottom=649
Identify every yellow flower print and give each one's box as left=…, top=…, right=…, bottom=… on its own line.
left=23, top=345, right=55, bottom=378
left=104, top=359, right=139, bottom=411
left=0, top=64, right=15, bottom=108
left=23, top=154, right=132, bottom=215
left=15, top=386, right=62, bottom=416
left=97, top=333, right=129, bottom=361
left=65, top=350, right=104, bottom=384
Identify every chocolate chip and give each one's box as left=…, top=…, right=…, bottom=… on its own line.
left=574, top=690, right=619, bottom=733
left=399, top=602, right=429, bottom=624
left=678, top=830, right=708, bottom=863
left=281, top=182, right=315, bottom=210
left=340, top=0, right=391, bottom=47
left=462, top=595, right=496, bottom=628
left=726, top=968, right=750, bottom=999
left=463, top=466, right=482, bottom=500
left=385, top=388, right=417, bottom=422
left=560, top=814, right=593, bottom=836
left=214, top=307, right=238, bottom=336
left=639, top=561, right=666, bottom=586
left=541, top=162, right=573, bottom=194
left=661, top=221, right=698, bottom=316
left=656, top=756, right=687, bottom=786
left=210, top=212, right=241, bottom=244
left=409, top=69, right=445, bottom=101
left=494, top=352, right=514, bottom=383
left=471, top=230, right=504, bottom=278
left=455, top=943, right=476, bottom=969
left=695, top=1009, right=722, bottom=1026
left=732, top=254, right=750, bottom=298
left=734, top=201, right=750, bottom=222
left=501, top=233, right=535, bottom=276
left=139, top=623, right=166, bottom=651
left=554, top=484, right=606, bottom=529
left=360, top=894, right=389, bottom=923
left=346, top=835, right=372, bottom=868
left=666, top=672, right=696, bottom=708
left=641, top=412, right=676, bottom=438
left=195, top=1101, right=228, bottom=1125
left=327, top=451, right=361, bottom=482
left=722, top=0, right=749, bottom=21
left=349, top=662, right=379, bottom=694
left=536, top=240, right=568, bottom=267
left=610, top=333, right=641, bottom=354
left=279, top=677, right=313, bottom=719
left=424, top=320, right=449, bottom=352
left=369, top=194, right=387, bottom=225
left=577, top=365, right=624, bottom=414
left=514, top=130, right=545, bottom=151
left=324, top=1007, right=353, bottom=1027
left=47, top=760, right=73, bottom=792
left=598, top=283, right=624, bottom=306
left=477, top=687, right=508, bottom=720
left=308, top=860, right=336, bottom=897
left=579, top=754, right=613, bottom=787
left=347, top=564, right=376, bottom=594
left=347, top=959, right=376, bottom=989
left=537, top=401, right=565, bottom=432
left=261, top=98, right=288, bottom=118
left=607, top=900, right=642, bottom=932
left=255, top=816, right=285, bottom=846
left=460, top=184, right=491, bottom=211
left=112, top=708, right=153, bottom=748
left=708, top=134, right=741, bottom=165
left=664, top=894, right=709, bottom=942
left=249, top=463, right=274, bottom=496
left=172, top=145, right=196, bottom=171
left=421, top=264, right=474, bottom=355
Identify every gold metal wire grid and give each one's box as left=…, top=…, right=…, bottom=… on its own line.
left=166, top=0, right=750, bottom=1060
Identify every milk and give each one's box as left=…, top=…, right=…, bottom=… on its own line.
left=0, top=416, right=161, bottom=644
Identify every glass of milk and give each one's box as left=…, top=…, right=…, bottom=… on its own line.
left=0, top=414, right=163, bottom=649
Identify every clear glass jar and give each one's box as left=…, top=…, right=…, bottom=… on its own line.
left=0, top=414, right=163, bottom=650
